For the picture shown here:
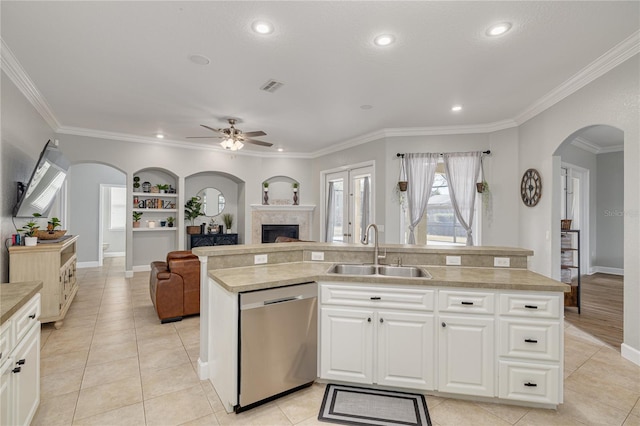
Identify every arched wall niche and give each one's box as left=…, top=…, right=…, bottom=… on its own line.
left=263, top=175, right=300, bottom=205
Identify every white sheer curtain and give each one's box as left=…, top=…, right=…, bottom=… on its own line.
left=325, top=181, right=335, bottom=242
left=360, top=176, right=370, bottom=243
left=443, top=152, right=482, bottom=246
left=405, top=153, right=439, bottom=244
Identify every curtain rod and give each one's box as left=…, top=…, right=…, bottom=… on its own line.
left=396, top=150, right=490, bottom=158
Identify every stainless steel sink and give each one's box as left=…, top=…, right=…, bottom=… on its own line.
left=329, top=264, right=377, bottom=275
left=327, top=263, right=431, bottom=279
left=377, top=265, right=431, bottom=278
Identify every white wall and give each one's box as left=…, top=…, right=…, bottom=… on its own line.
left=595, top=151, right=624, bottom=270
left=0, top=73, right=56, bottom=282
left=518, top=55, right=639, bottom=357
left=101, top=186, right=126, bottom=255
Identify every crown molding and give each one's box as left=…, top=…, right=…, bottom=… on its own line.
left=310, top=119, right=517, bottom=158
left=515, top=29, right=640, bottom=125
left=56, top=126, right=315, bottom=159
left=1, top=38, right=60, bottom=130
left=571, top=136, right=624, bottom=154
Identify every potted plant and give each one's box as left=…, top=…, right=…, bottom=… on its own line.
left=262, top=181, right=269, bottom=205
left=47, top=217, right=61, bottom=231
left=166, top=216, right=175, bottom=228
left=21, top=213, right=41, bottom=246
left=133, top=211, right=143, bottom=228
left=133, top=176, right=141, bottom=192
left=222, top=213, right=234, bottom=233
left=398, top=155, right=408, bottom=192
left=157, top=184, right=169, bottom=193
left=476, top=180, right=489, bottom=194
left=185, top=196, right=203, bottom=234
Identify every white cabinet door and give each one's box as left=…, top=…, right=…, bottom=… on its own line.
left=320, top=307, right=374, bottom=384
left=1, top=358, right=14, bottom=426
left=12, top=324, right=40, bottom=426
left=376, top=311, right=434, bottom=390
left=438, top=314, right=495, bottom=397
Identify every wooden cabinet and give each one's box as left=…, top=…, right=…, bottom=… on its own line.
left=0, top=293, right=41, bottom=426
left=498, top=293, right=563, bottom=405
left=9, top=236, right=77, bottom=328
left=188, top=233, right=238, bottom=249
left=319, top=283, right=434, bottom=390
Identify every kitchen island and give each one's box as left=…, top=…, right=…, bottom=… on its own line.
left=193, top=242, right=569, bottom=413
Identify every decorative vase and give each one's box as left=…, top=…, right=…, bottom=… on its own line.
left=186, top=225, right=201, bottom=235
left=24, top=236, right=38, bottom=246
left=293, top=190, right=299, bottom=205
left=263, top=189, right=269, bottom=205
left=142, top=181, right=151, bottom=193
left=167, top=222, right=174, bottom=228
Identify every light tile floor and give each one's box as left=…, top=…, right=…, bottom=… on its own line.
left=33, top=257, right=640, bottom=426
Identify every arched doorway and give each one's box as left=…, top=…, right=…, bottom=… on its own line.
left=553, top=124, right=624, bottom=347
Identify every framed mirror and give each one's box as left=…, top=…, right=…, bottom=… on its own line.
left=197, top=187, right=226, bottom=216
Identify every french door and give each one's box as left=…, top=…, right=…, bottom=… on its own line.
left=324, top=165, right=373, bottom=243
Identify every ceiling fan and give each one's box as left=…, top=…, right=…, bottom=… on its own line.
left=187, top=118, right=273, bottom=151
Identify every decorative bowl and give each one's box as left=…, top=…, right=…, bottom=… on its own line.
left=36, top=230, right=67, bottom=240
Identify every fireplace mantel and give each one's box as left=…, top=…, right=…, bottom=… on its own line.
left=250, top=204, right=315, bottom=212
left=250, top=204, right=316, bottom=243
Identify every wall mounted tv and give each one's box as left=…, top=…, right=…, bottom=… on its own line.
left=13, top=140, right=70, bottom=218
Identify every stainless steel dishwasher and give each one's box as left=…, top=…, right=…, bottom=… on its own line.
left=237, top=282, right=318, bottom=412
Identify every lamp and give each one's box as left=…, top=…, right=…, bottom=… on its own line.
left=220, top=137, right=244, bottom=151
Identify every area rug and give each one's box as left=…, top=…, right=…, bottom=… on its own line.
left=318, top=384, right=432, bottom=426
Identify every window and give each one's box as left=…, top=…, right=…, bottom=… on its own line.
left=402, top=161, right=477, bottom=245
left=109, top=187, right=127, bottom=230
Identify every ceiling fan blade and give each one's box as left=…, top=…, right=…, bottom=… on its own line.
left=200, top=124, right=223, bottom=133
left=243, top=130, right=266, bottom=137
left=186, top=136, right=223, bottom=139
left=245, top=138, right=273, bottom=147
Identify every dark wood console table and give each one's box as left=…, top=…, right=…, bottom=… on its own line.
left=189, top=233, right=238, bottom=249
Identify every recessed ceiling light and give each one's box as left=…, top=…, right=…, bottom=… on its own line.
left=451, top=105, right=463, bottom=112
left=252, top=21, right=274, bottom=35
left=277, top=148, right=284, bottom=152
left=156, top=133, right=165, bottom=139
left=189, top=54, right=211, bottom=65
left=486, top=22, right=512, bottom=37
left=373, top=34, right=395, bottom=47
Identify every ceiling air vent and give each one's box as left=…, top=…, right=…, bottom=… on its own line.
left=260, top=79, right=284, bottom=93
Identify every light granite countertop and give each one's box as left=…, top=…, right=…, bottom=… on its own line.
left=1, top=281, right=43, bottom=325
left=208, top=261, right=569, bottom=293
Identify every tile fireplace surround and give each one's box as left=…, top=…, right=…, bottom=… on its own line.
left=250, top=204, right=315, bottom=244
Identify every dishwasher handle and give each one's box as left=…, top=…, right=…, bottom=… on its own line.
left=263, top=295, right=302, bottom=306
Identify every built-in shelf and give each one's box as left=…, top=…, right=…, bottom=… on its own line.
left=132, top=209, right=177, bottom=213
left=132, top=192, right=177, bottom=197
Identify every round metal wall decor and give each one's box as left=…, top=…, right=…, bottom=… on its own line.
left=520, top=168, right=542, bottom=207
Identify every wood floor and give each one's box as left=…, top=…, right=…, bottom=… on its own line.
left=564, top=273, right=623, bottom=350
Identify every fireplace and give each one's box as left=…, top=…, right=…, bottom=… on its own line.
left=262, top=224, right=299, bottom=243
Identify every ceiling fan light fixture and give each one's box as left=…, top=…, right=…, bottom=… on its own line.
left=220, top=137, right=244, bottom=151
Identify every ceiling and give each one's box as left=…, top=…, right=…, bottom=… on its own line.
left=2, top=1, right=638, bottom=156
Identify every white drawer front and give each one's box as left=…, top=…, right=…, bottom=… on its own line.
left=499, top=319, right=560, bottom=361
left=499, top=293, right=560, bottom=319
left=438, top=290, right=495, bottom=314
left=15, top=294, right=41, bottom=343
left=499, top=361, right=559, bottom=404
left=321, top=284, right=434, bottom=311
left=0, top=320, right=12, bottom=363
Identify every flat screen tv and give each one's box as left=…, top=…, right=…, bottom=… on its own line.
left=13, top=140, right=70, bottom=218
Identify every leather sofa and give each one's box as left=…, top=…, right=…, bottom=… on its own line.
left=149, top=251, right=200, bottom=323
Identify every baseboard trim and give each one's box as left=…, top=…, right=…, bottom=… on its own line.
left=104, top=251, right=125, bottom=258
left=125, top=270, right=134, bottom=278
left=590, top=266, right=624, bottom=276
left=621, top=343, right=640, bottom=366
left=77, top=261, right=99, bottom=269
left=132, top=265, right=151, bottom=272
left=198, top=359, right=209, bottom=380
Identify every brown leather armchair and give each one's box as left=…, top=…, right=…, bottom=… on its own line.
left=149, top=251, right=200, bottom=323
